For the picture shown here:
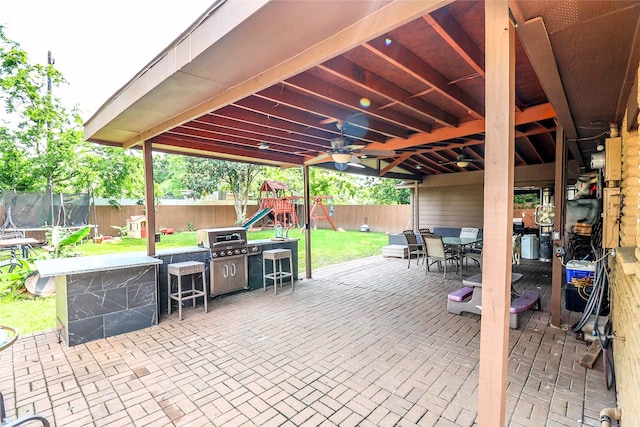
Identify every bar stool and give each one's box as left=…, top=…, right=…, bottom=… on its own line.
left=263, top=249, right=293, bottom=295
left=167, top=261, right=207, bottom=320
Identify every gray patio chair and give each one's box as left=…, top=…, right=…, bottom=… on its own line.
left=422, top=234, right=457, bottom=279
left=463, top=247, right=482, bottom=270
left=402, top=230, right=425, bottom=268
left=459, top=227, right=481, bottom=257
left=459, top=227, right=479, bottom=239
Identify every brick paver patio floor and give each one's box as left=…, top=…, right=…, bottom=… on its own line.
left=0, top=256, right=616, bottom=426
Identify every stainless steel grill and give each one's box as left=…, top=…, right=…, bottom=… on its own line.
left=196, top=227, right=252, bottom=297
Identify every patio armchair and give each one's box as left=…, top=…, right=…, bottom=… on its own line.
left=459, top=227, right=482, bottom=256
left=422, top=234, right=457, bottom=279
left=463, top=247, right=483, bottom=270
left=402, top=230, right=425, bottom=268
left=459, top=227, right=479, bottom=239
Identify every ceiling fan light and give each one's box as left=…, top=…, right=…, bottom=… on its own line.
left=331, top=152, right=352, bottom=163
left=456, top=161, right=469, bottom=168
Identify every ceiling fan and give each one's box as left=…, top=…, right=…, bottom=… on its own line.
left=307, top=122, right=396, bottom=170
left=438, top=147, right=481, bottom=168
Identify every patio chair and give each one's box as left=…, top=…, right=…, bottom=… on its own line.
left=402, top=230, right=425, bottom=268
left=422, top=234, right=457, bottom=279
left=459, top=227, right=479, bottom=239
left=459, top=227, right=481, bottom=256
left=463, top=247, right=483, bottom=270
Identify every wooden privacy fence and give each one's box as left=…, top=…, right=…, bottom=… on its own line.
left=0, top=204, right=536, bottom=239
left=0, top=204, right=411, bottom=238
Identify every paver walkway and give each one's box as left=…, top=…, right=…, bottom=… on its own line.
left=0, top=256, right=615, bottom=426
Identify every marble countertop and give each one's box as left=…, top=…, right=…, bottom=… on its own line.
left=35, top=241, right=299, bottom=277
left=249, top=238, right=300, bottom=244
left=36, top=253, right=163, bottom=278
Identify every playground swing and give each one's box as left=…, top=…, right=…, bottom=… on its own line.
left=309, top=196, right=338, bottom=231
left=241, top=180, right=339, bottom=231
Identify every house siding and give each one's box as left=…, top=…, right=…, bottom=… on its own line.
left=418, top=184, right=484, bottom=229
left=610, top=73, right=640, bottom=422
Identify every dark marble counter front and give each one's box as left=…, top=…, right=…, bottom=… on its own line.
left=35, top=254, right=162, bottom=346
left=248, top=239, right=299, bottom=290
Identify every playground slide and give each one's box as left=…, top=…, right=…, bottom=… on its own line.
left=241, top=207, right=272, bottom=229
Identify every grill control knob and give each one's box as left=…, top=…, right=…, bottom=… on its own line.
left=234, top=249, right=240, bottom=255
left=241, top=248, right=247, bottom=254
left=219, top=251, right=225, bottom=257
left=227, top=250, right=233, bottom=256
left=252, top=246, right=259, bottom=252
left=211, top=252, right=218, bottom=258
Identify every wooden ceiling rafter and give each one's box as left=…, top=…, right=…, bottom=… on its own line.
left=364, top=35, right=485, bottom=119
left=176, top=122, right=320, bottom=156
left=317, top=56, right=458, bottom=127
left=283, top=73, right=432, bottom=133
left=152, top=134, right=301, bottom=165
left=232, top=97, right=339, bottom=139
left=423, top=8, right=485, bottom=78
left=191, top=115, right=328, bottom=151
left=380, top=152, right=413, bottom=176
left=253, top=85, right=408, bottom=140
left=414, top=153, right=449, bottom=174
left=369, top=102, right=555, bottom=151
left=206, top=107, right=334, bottom=144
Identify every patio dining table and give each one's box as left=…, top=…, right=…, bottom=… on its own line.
left=442, top=236, right=481, bottom=275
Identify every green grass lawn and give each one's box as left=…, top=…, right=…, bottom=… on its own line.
left=0, top=229, right=388, bottom=335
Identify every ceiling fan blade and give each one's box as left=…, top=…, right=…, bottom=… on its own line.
left=357, top=149, right=396, bottom=157
left=347, top=162, right=365, bottom=169
left=304, top=152, right=332, bottom=166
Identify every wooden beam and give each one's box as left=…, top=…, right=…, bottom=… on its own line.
left=367, top=103, right=555, bottom=151
left=319, top=57, right=458, bottom=127
left=423, top=8, right=485, bottom=77
left=284, top=74, right=432, bottom=133
left=255, top=86, right=408, bottom=139
left=365, top=36, right=484, bottom=118
left=200, top=111, right=329, bottom=146
left=521, top=135, right=545, bottom=163
left=143, top=140, right=156, bottom=256
left=509, top=11, right=583, bottom=167
left=380, top=152, right=413, bottom=176
left=477, top=2, right=514, bottom=426
left=303, top=165, right=312, bottom=279
left=551, top=126, right=566, bottom=327
left=152, top=135, right=303, bottom=165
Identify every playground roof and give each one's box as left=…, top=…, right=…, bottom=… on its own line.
left=83, top=1, right=640, bottom=180
left=259, top=180, right=289, bottom=193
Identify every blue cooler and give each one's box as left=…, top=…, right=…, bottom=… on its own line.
left=564, top=260, right=597, bottom=312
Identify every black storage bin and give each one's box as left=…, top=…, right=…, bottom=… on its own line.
left=564, top=283, right=609, bottom=315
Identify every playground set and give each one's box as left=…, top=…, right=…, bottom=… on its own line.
left=241, top=180, right=338, bottom=231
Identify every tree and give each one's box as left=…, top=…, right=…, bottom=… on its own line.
left=259, top=165, right=410, bottom=205
left=153, top=153, right=188, bottom=199
left=181, top=157, right=263, bottom=223
left=0, top=25, right=87, bottom=192
left=0, top=25, right=145, bottom=200
left=359, top=177, right=410, bottom=204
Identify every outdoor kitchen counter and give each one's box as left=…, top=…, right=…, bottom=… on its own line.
left=36, top=253, right=162, bottom=346
left=247, top=238, right=299, bottom=290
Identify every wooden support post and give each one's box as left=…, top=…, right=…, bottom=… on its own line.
left=303, top=165, right=312, bottom=279
left=477, top=2, right=514, bottom=426
left=143, top=140, right=156, bottom=256
left=551, top=127, right=566, bottom=327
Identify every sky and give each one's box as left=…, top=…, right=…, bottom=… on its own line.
left=2, top=0, right=213, bottom=121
